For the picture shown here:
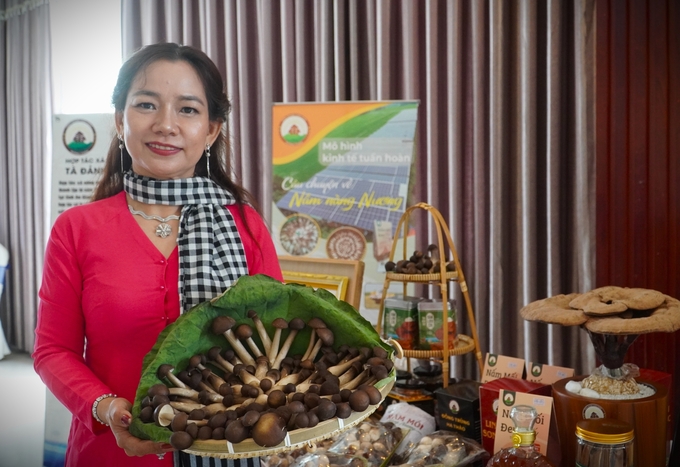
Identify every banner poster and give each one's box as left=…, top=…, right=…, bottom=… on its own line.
left=44, top=114, right=112, bottom=467
left=50, top=114, right=115, bottom=226
left=271, top=101, right=419, bottom=324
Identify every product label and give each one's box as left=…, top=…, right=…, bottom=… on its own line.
left=383, top=301, right=419, bottom=349
left=481, top=354, right=526, bottom=383
left=417, top=303, right=456, bottom=350
left=526, top=362, right=574, bottom=384
left=492, top=390, right=553, bottom=455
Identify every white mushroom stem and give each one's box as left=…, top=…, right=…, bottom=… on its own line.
left=340, top=369, right=370, bottom=391
left=306, top=328, right=334, bottom=362
left=212, top=317, right=256, bottom=366
left=268, top=371, right=309, bottom=393
left=206, top=347, right=235, bottom=374
left=235, top=365, right=261, bottom=387
left=221, top=330, right=256, bottom=367
left=168, top=387, right=200, bottom=401
left=225, top=393, right=269, bottom=411
left=327, top=355, right=364, bottom=377
left=254, top=356, right=270, bottom=381
left=271, top=329, right=301, bottom=370
left=268, top=326, right=285, bottom=363
left=248, top=310, right=272, bottom=354
left=302, top=332, right=317, bottom=361
left=271, top=318, right=306, bottom=370
left=337, top=366, right=359, bottom=386
left=157, top=365, right=188, bottom=389
left=169, top=401, right=205, bottom=413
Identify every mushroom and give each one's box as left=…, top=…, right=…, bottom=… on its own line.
left=348, top=389, right=370, bottom=412
left=267, top=318, right=289, bottom=363
left=251, top=412, right=288, bottom=447
left=211, top=316, right=256, bottom=366
left=306, top=327, right=335, bottom=362
left=235, top=323, right=264, bottom=358
left=170, top=431, right=194, bottom=450
left=154, top=403, right=176, bottom=427
left=206, top=346, right=235, bottom=374
left=247, top=310, right=272, bottom=354
left=157, top=364, right=188, bottom=389
left=302, top=317, right=327, bottom=361
left=224, top=419, right=250, bottom=443
left=271, top=318, right=306, bottom=370
left=232, top=363, right=261, bottom=387
left=254, top=355, right=270, bottom=381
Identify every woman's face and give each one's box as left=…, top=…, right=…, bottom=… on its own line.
left=115, top=59, right=221, bottom=180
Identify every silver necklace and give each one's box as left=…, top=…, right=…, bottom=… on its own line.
left=128, top=205, right=180, bottom=238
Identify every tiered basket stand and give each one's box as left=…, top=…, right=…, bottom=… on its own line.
left=376, top=203, right=484, bottom=387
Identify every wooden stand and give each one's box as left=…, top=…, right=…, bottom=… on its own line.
left=376, top=203, right=484, bottom=387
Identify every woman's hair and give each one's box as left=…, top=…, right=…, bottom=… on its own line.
left=92, top=42, right=258, bottom=214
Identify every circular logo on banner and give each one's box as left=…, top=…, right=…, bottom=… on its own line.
left=63, top=119, right=96, bottom=155
left=280, top=115, right=309, bottom=144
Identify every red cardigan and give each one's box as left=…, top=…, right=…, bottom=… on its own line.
left=33, top=191, right=282, bottom=466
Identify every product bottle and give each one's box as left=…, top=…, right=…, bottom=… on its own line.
left=575, top=418, right=634, bottom=467
left=486, top=405, right=556, bottom=467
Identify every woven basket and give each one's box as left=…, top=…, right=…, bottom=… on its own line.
left=183, top=376, right=395, bottom=459
left=385, top=271, right=459, bottom=283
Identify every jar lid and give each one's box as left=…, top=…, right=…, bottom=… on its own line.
left=576, top=419, right=634, bottom=444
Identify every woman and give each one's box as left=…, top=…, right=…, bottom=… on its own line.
left=33, top=43, right=282, bottom=467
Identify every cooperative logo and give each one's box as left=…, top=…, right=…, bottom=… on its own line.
left=63, top=119, right=96, bottom=155
left=502, top=391, right=516, bottom=407
left=279, top=115, right=309, bottom=144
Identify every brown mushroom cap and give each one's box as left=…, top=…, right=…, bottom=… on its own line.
left=315, top=327, right=335, bottom=347
left=519, top=293, right=587, bottom=326
left=307, top=317, right=327, bottom=329
left=585, top=295, right=680, bottom=334
left=522, top=289, right=680, bottom=336
left=571, top=286, right=666, bottom=316
left=272, top=318, right=288, bottom=329
left=289, top=317, right=305, bottom=331
left=235, top=323, right=254, bottom=340
left=170, top=431, right=194, bottom=450
left=251, top=412, right=288, bottom=447
left=211, top=316, right=237, bottom=334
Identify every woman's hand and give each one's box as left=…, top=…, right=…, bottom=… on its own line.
left=100, top=396, right=174, bottom=458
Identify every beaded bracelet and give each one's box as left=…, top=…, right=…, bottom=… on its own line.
left=92, top=393, right=117, bottom=426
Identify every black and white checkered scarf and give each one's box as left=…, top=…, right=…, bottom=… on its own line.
left=124, top=172, right=249, bottom=312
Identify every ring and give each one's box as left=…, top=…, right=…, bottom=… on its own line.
left=157, top=453, right=165, bottom=460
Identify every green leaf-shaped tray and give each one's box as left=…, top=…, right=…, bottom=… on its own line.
left=129, top=274, right=395, bottom=458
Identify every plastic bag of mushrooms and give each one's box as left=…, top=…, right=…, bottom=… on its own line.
left=129, top=274, right=397, bottom=458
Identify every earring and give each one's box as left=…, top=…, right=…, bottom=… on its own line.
left=205, top=144, right=211, bottom=178
left=118, top=135, right=125, bottom=172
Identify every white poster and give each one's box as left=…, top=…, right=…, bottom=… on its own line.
left=50, top=114, right=114, bottom=225
left=44, top=114, right=112, bottom=467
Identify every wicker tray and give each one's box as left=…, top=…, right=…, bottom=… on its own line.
left=401, top=334, right=476, bottom=359
left=385, top=270, right=459, bottom=283
left=183, top=375, right=396, bottom=459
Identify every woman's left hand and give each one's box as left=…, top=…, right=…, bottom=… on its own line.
left=102, top=396, right=175, bottom=458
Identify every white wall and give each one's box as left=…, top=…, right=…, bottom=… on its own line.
left=50, top=0, right=122, bottom=114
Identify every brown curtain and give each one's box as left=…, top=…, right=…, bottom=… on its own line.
left=121, top=0, right=596, bottom=378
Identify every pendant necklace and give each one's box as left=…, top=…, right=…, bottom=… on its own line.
left=128, top=205, right=180, bottom=238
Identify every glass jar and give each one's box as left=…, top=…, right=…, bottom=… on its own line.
left=575, top=418, right=634, bottom=467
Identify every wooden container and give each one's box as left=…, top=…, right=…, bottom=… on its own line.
left=552, top=376, right=668, bottom=467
